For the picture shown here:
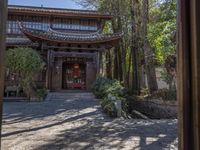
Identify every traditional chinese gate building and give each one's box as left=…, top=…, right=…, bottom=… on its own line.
left=5, top=5, right=122, bottom=93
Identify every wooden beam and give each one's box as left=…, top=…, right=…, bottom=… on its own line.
left=51, top=51, right=96, bottom=59
left=0, top=0, right=7, bottom=146
left=178, top=0, right=200, bottom=149
left=46, top=46, right=103, bottom=51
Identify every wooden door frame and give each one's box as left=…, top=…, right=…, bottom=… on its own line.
left=0, top=0, right=7, bottom=147
left=177, top=0, right=200, bottom=149
left=48, top=50, right=96, bottom=90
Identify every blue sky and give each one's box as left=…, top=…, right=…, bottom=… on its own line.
left=8, top=0, right=84, bottom=9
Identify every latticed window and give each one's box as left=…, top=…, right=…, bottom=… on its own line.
left=7, top=14, right=99, bottom=34
left=7, top=21, right=21, bottom=34
left=51, top=18, right=98, bottom=31
left=7, top=15, right=51, bottom=33
left=88, top=20, right=98, bottom=31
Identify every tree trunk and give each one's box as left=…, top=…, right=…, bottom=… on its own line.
left=142, top=0, right=158, bottom=93
left=116, top=4, right=124, bottom=81
left=121, top=39, right=128, bottom=87
left=130, top=0, right=140, bottom=94
left=112, top=18, right=121, bottom=80
left=144, top=43, right=158, bottom=93
left=106, top=50, right=112, bottom=79
left=117, top=44, right=123, bottom=81
left=127, top=50, right=132, bottom=88
left=113, top=46, right=119, bottom=79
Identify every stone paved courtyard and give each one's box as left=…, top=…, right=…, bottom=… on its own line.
left=2, top=93, right=178, bottom=150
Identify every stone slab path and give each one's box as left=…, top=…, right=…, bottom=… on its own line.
left=2, top=92, right=178, bottom=150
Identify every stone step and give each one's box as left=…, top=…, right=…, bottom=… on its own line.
left=46, top=92, right=96, bottom=101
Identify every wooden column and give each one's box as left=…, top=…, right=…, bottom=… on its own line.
left=86, top=62, right=97, bottom=90
left=190, top=0, right=200, bottom=148
left=46, top=50, right=53, bottom=90
left=99, top=51, right=103, bottom=75
left=0, top=0, right=7, bottom=145
left=51, top=58, right=63, bottom=90
left=96, top=52, right=100, bottom=74
left=178, top=0, right=200, bottom=149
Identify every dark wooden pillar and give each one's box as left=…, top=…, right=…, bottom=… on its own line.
left=99, top=51, right=103, bottom=75
left=0, top=0, right=7, bottom=146
left=46, top=50, right=53, bottom=90
left=96, top=52, right=100, bottom=74
left=52, top=58, right=63, bottom=90
left=86, top=62, right=97, bottom=90
left=190, top=1, right=200, bottom=148
left=178, top=0, right=200, bottom=149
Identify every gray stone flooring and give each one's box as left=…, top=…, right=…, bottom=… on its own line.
left=2, top=93, right=178, bottom=150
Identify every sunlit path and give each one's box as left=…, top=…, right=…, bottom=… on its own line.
left=2, top=93, right=177, bottom=150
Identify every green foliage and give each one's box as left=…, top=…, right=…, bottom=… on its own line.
left=92, top=76, right=114, bottom=98
left=102, top=21, right=113, bottom=34
left=92, top=76, right=128, bottom=117
left=78, top=0, right=177, bottom=95
left=148, top=0, right=176, bottom=65
left=35, top=88, right=47, bottom=100
left=100, top=96, right=118, bottom=117
left=153, top=88, right=176, bottom=101
left=6, top=47, right=44, bottom=97
left=160, top=69, right=175, bottom=89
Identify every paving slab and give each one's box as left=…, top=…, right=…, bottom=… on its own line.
left=2, top=92, right=178, bottom=150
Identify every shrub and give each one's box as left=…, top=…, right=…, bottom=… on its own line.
left=6, top=47, right=45, bottom=98
left=100, top=95, right=118, bottom=117
left=92, top=76, right=128, bottom=117
left=35, top=88, right=47, bottom=100
left=152, top=88, right=177, bottom=101
left=92, top=76, right=114, bottom=98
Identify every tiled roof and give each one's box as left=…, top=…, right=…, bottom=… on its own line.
left=8, top=5, right=112, bottom=19
left=19, top=24, right=123, bottom=45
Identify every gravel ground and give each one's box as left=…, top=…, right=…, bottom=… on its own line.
left=2, top=93, right=178, bottom=150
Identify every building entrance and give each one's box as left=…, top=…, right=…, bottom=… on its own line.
left=62, top=58, right=86, bottom=90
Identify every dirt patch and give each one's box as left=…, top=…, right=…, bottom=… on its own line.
left=130, top=99, right=177, bottom=119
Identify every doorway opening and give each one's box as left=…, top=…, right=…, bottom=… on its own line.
left=62, top=59, right=86, bottom=90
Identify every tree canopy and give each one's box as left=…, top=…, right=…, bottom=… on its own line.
left=148, top=0, right=176, bottom=64
left=76, top=0, right=177, bottom=94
